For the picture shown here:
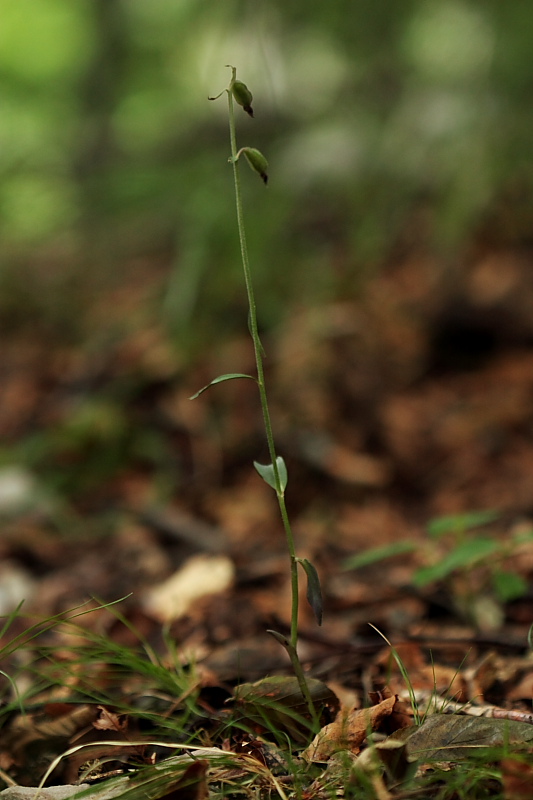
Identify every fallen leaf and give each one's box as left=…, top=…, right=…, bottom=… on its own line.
left=93, top=706, right=128, bottom=733
left=232, top=675, right=339, bottom=744
left=501, top=757, right=533, bottom=800
left=303, top=695, right=397, bottom=762
left=143, top=554, right=235, bottom=622
left=402, top=714, right=533, bottom=762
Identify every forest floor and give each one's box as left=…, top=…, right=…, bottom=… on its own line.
left=2, top=240, right=533, bottom=796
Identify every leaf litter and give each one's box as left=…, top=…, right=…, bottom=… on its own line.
left=2, top=247, right=533, bottom=795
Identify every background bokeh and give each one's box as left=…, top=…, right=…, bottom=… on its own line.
left=2, top=0, right=533, bottom=537
left=2, top=0, right=533, bottom=345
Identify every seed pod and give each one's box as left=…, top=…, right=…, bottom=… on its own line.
left=241, top=147, right=268, bottom=184
left=231, top=80, right=254, bottom=117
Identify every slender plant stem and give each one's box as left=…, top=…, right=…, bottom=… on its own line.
left=226, top=88, right=301, bottom=651
left=223, top=74, right=320, bottom=731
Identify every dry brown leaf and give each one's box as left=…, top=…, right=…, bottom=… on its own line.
left=501, top=757, right=533, bottom=800
left=93, top=705, right=128, bottom=733
left=507, top=669, right=533, bottom=702
left=233, top=675, right=339, bottom=744
left=303, top=695, right=397, bottom=762
left=2, top=704, right=99, bottom=759
left=143, top=554, right=235, bottom=622
left=404, top=715, right=533, bottom=762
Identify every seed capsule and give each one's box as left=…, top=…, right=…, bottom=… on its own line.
left=231, top=80, right=254, bottom=117
left=241, top=147, right=268, bottom=184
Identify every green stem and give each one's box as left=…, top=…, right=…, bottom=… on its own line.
left=226, top=88, right=301, bottom=650
left=267, top=629, right=321, bottom=732
left=217, top=69, right=320, bottom=733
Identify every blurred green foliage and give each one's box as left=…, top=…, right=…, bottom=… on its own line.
left=1, top=0, right=533, bottom=343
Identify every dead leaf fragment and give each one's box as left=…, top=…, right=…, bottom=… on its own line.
left=403, top=714, right=533, bottom=763
left=303, top=695, right=397, bottom=762
left=93, top=706, right=128, bottom=733
left=143, top=554, right=235, bottom=622
left=233, top=675, right=339, bottom=744
left=501, top=757, right=533, bottom=800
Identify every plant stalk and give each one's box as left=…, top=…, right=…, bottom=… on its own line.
left=224, top=72, right=319, bottom=731
left=226, top=88, right=300, bottom=650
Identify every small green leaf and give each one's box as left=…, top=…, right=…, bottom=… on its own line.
left=253, top=456, right=288, bottom=492
left=427, top=510, right=499, bottom=538
left=298, top=558, right=323, bottom=626
left=492, top=569, right=527, bottom=602
left=342, top=541, right=417, bottom=570
left=189, top=373, right=255, bottom=399
left=414, top=537, right=500, bottom=586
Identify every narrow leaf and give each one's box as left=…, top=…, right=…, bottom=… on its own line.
left=267, top=629, right=290, bottom=648
left=298, top=558, right=323, bottom=625
left=189, top=373, right=255, bottom=399
left=253, top=456, right=288, bottom=492
left=427, top=509, right=499, bottom=538
left=414, top=537, right=500, bottom=586
left=342, top=541, right=416, bottom=570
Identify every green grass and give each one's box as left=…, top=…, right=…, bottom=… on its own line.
left=0, top=600, right=531, bottom=798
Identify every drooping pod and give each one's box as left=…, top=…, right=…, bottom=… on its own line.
left=231, top=80, right=254, bottom=118
left=240, top=147, right=268, bottom=184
